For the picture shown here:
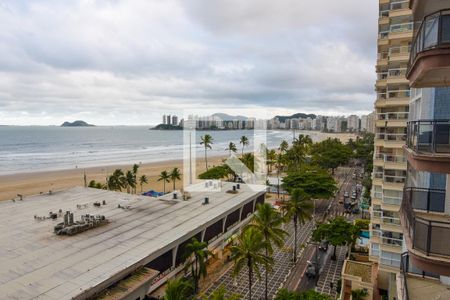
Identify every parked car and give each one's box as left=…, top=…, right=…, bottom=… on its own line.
left=306, top=261, right=317, bottom=279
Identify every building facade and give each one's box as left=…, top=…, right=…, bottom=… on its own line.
left=396, top=1, right=450, bottom=299
left=369, top=0, right=413, bottom=299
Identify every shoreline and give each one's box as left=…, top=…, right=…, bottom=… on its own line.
left=0, top=155, right=227, bottom=202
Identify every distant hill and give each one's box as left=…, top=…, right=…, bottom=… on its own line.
left=151, top=124, right=182, bottom=130
left=212, top=113, right=248, bottom=121
left=61, top=120, right=95, bottom=127
left=274, top=113, right=317, bottom=122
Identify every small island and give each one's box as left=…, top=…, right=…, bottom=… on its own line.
left=151, top=124, right=182, bottom=130
left=61, top=120, right=95, bottom=127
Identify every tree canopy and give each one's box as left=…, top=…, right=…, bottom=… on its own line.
left=274, top=289, right=332, bottom=300
left=282, top=165, right=337, bottom=199
left=311, top=138, right=352, bottom=172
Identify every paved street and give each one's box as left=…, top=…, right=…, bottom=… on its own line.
left=315, top=246, right=347, bottom=298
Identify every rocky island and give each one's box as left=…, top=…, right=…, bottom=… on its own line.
left=61, top=120, right=95, bottom=127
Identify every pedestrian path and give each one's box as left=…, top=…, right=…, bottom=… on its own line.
left=315, top=246, right=347, bottom=298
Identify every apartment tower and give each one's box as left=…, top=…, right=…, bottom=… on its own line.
left=370, top=0, right=413, bottom=299
left=397, top=0, right=450, bottom=299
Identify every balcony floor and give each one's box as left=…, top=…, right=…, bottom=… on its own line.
left=405, top=275, right=450, bottom=300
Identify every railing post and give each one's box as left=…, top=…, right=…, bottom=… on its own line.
left=432, top=121, right=437, bottom=153
left=427, top=189, right=431, bottom=212
left=426, top=220, right=432, bottom=256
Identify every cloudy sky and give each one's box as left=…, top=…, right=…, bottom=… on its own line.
left=0, top=0, right=378, bottom=125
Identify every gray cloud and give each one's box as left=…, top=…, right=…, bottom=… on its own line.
left=0, top=0, right=377, bottom=125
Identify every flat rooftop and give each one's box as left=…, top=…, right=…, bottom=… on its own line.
left=0, top=182, right=265, bottom=300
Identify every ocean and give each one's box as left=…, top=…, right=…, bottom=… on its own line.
left=0, top=126, right=330, bottom=175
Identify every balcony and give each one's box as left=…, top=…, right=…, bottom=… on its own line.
left=389, top=22, right=414, bottom=40
left=407, top=120, right=450, bottom=154
left=377, top=112, right=409, bottom=128
left=390, top=1, right=409, bottom=12
left=387, top=68, right=409, bottom=84
left=382, top=236, right=403, bottom=248
left=400, top=193, right=450, bottom=275
left=376, top=89, right=410, bottom=107
left=389, top=46, right=410, bottom=62
left=404, top=187, right=446, bottom=213
left=407, top=10, right=450, bottom=87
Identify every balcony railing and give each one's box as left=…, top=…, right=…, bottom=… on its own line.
left=390, top=1, right=409, bottom=11
left=387, top=89, right=410, bottom=99
left=380, top=10, right=389, bottom=18
left=380, top=256, right=401, bottom=267
left=382, top=216, right=401, bottom=226
left=401, top=193, right=450, bottom=257
left=382, top=236, right=403, bottom=247
left=383, top=195, right=402, bottom=205
left=372, top=210, right=383, bottom=218
left=406, top=120, right=450, bottom=154
left=390, top=22, right=413, bottom=34
left=408, top=10, right=450, bottom=74
left=379, top=31, right=389, bottom=39
left=375, top=153, right=406, bottom=164
left=377, top=112, right=409, bottom=121
left=388, top=68, right=408, bottom=78
left=378, top=72, right=388, bottom=80
left=389, top=45, right=410, bottom=57
left=384, top=175, right=406, bottom=184
left=376, top=132, right=407, bottom=142
left=404, top=187, right=446, bottom=213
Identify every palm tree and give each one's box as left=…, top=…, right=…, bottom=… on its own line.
left=247, top=203, right=288, bottom=300
left=200, top=134, right=213, bottom=171
left=158, top=170, right=171, bottom=193
left=240, top=136, right=249, bottom=156
left=279, top=140, right=289, bottom=153
left=226, top=142, right=237, bottom=156
left=201, top=286, right=241, bottom=300
left=231, top=227, right=273, bottom=300
left=138, top=174, right=148, bottom=193
left=281, top=188, right=313, bottom=262
left=125, top=170, right=136, bottom=194
left=266, top=149, right=277, bottom=174
left=107, top=169, right=126, bottom=191
left=164, top=277, right=193, bottom=300
left=132, top=163, right=139, bottom=193
left=169, top=167, right=181, bottom=191
left=184, top=237, right=212, bottom=293
left=351, top=288, right=369, bottom=300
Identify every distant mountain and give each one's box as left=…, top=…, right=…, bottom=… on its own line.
left=211, top=113, right=248, bottom=121
left=61, top=120, right=95, bottom=127
left=274, top=113, right=317, bottom=122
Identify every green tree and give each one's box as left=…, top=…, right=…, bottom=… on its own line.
left=158, top=170, right=171, bottom=193
left=226, top=142, right=238, bottom=156
left=247, top=203, right=288, bottom=300
left=201, top=134, right=214, bottom=171
left=231, top=227, right=273, bottom=300
left=282, top=165, right=337, bottom=199
left=266, top=149, right=277, bottom=174
left=125, top=170, right=136, bottom=194
left=107, top=169, right=126, bottom=191
left=312, top=217, right=355, bottom=260
left=88, top=180, right=105, bottom=189
left=240, top=135, right=249, bottom=155
left=281, top=189, right=313, bottom=262
left=240, top=152, right=255, bottom=172
left=132, top=163, right=139, bottom=193
left=198, top=165, right=231, bottom=180
left=311, top=138, right=352, bottom=174
left=279, top=140, right=289, bottom=153
left=163, top=277, right=193, bottom=300
left=285, top=134, right=312, bottom=170
left=351, top=288, right=369, bottom=300
left=201, top=286, right=241, bottom=300
left=184, top=238, right=212, bottom=293
left=138, top=174, right=148, bottom=193
left=170, top=167, right=182, bottom=191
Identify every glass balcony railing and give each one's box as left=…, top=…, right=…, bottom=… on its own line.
left=407, top=120, right=450, bottom=154
left=389, top=45, right=410, bottom=57
left=384, top=175, right=406, bottom=184
left=380, top=256, right=401, bottom=267
left=390, top=22, right=413, bottom=34
left=401, top=195, right=450, bottom=257
left=379, top=31, right=389, bottom=39
left=390, top=1, right=409, bottom=11
left=408, top=10, right=450, bottom=74
left=387, top=89, right=410, bottom=99
left=382, top=216, right=401, bottom=226
left=376, top=132, right=407, bottom=142
left=373, top=211, right=383, bottom=218
left=404, top=187, right=446, bottom=213
left=387, top=68, right=408, bottom=78
left=380, top=10, right=389, bottom=18
left=378, top=72, right=388, bottom=80
left=382, top=236, right=403, bottom=247
left=374, top=153, right=406, bottom=164
left=377, top=112, right=409, bottom=121
left=383, top=195, right=402, bottom=205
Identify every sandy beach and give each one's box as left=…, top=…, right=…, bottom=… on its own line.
left=0, top=156, right=227, bottom=202
left=0, top=131, right=357, bottom=202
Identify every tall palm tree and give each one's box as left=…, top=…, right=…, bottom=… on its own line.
left=281, top=188, right=313, bottom=262
left=231, top=227, right=273, bottom=300
left=226, top=142, right=237, bottom=156
left=240, top=136, right=249, bottom=156
left=138, top=174, right=148, bottom=193
left=247, top=203, right=288, bottom=300
left=279, top=140, right=289, bottom=153
left=266, top=149, right=277, bottom=174
left=184, top=237, right=212, bottom=293
left=170, top=167, right=181, bottom=191
left=164, top=278, right=193, bottom=300
left=125, top=170, right=136, bottom=194
left=132, top=163, right=139, bottom=193
left=158, top=170, right=171, bottom=193
left=201, top=286, right=241, bottom=300
left=200, top=134, right=213, bottom=171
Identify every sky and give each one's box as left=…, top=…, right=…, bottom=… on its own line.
left=0, top=0, right=378, bottom=126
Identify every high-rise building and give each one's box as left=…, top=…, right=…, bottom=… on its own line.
left=172, top=115, right=178, bottom=126
left=347, top=115, right=360, bottom=132
left=368, top=1, right=413, bottom=299
left=396, top=1, right=450, bottom=299
left=162, top=114, right=167, bottom=125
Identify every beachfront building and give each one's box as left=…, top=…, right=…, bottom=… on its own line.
left=369, top=1, right=412, bottom=299
left=396, top=1, right=450, bottom=299
left=347, top=115, right=360, bottom=132
left=0, top=182, right=266, bottom=300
